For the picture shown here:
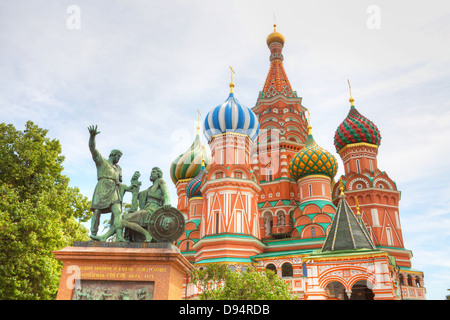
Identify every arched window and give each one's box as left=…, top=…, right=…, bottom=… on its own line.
left=281, top=262, right=293, bottom=278
left=264, top=211, right=273, bottom=236
left=407, top=275, right=413, bottom=286
left=267, top=168, right=273, bottom=181
left=276, top=211, right=285, bottom=226
left=399, top=274, right=404, bottom=285
left=415, top=276, right=421, bottom=287
left=265, top=264, right=277, bottom=274
left=311, top=226, right=316, bottom=238
left=215, top=211, right=220, bottom=234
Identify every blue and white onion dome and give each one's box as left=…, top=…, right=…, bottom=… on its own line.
left=203, top=81, right=259, bottom=142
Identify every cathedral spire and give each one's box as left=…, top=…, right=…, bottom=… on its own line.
left=261, top=24, right=296, bottom=98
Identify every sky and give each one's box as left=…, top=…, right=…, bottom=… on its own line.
left=0, top=0, right=449, bottom=300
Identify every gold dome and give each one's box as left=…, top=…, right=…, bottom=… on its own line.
left=266, top=24, right=285, bottom=46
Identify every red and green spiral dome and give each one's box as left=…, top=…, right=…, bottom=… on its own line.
left=334, top=100, right=381, bottom=152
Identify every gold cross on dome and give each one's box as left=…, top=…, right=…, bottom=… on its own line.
left=348, top=79, right=355, bottom=106
left=196, top=108, right=201, bottom=123
left=196, top=108, right=202, bottom=134
left=229, top=66, right=235, bottom=83
left=229, top=66, right=235, bottom=93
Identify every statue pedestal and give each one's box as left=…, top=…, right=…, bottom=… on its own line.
left=53, top=242, right=192, bottom=300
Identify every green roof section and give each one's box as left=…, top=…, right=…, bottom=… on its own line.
left=321, top=193, right=376, bottom=252
left=186, top=218, right=201, bottom=228
left=299, top=199, right=336, bottom=212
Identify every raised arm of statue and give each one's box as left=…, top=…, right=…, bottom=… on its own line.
left=88, top=125, right=101, bottom=159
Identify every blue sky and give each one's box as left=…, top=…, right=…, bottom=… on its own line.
left=1, top=0, right=449, bottom=300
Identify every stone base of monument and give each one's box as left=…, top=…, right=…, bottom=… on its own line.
left=53, top=242, right=192, bottom=300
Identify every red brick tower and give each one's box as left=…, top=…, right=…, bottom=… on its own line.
left=332, top=92, right=411, bottom=269
left=251, top=25, right=309, bottom=239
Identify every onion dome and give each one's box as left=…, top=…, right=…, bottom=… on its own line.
left=266, top=24, right=285, bottom=46
left=185, top=158, right=206, bottom=199
left=203, top=75, right=259, bottom=142
left=334, top=97, right=381, bottom=152
left=289, top=125, right=338, bottom=181
left=170, top=129, right=210, bottom=185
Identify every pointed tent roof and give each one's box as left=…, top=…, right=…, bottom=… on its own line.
left=261, top=25, right=297, bottom=99
left=321, top=186, right=376, bottom=252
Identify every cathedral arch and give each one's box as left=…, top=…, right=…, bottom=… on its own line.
left=286, top=125, right=301, bottom=132
left=407, top=275, right=413, bottom=286
left=276, top=210, right=286, bottom=225
left=292, top=207, right=302, bottom=220
left=312, top=213, right=333, bottom=224
left=301, top=224, right=324, bottom=238
left=348, top=176, right=370, bottom=190
left=265, top=263, right=277, bottom=274
left=320, top=276, right=349, bottom=292
left=189, top=231, right=200, bottom=240
left=207, top=165, right=227, bottom=179
left=415, top=276, right=422, bottom=287
left=373, top=177, right=394, bottom=190
left=294, top=215, right=311, bottom=227
left=178, top=239, right=194, bottom=251
left=349, top=280, right=375, bottom=300
left=302, top=204, right=321, bottom=215
left=261, top=117, right=278, bottom=124
left=325, top=281, right=348, bottom=300
left=390, top=196, right=397, bottom=206
left=322, top=204, right=335, bottom=214
left=263, top=211, right=274, bottom=236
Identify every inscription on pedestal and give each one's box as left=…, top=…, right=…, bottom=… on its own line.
left=73, top=264, right=167, bottom=281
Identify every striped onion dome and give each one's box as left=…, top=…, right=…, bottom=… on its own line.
left=289, top=126, right=338, bottom=181
left=334, top=98, right=381, bottom=152
left=185, top=161, right=205, bottom=199
left=203, top=91, right=259, bottom=142
left=170, top=130, right=210, bottom=185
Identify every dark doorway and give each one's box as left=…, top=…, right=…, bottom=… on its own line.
left=350, top=280, right=375, bottom=300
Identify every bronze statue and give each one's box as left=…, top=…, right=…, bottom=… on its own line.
left=87, top=125, right=184, bottom=243
left=122, top=167, right=171, bottom=242
left=87, top=125, right=137, bottom=242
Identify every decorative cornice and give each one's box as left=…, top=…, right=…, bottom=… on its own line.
left=337, top=142, right=378, bottom=155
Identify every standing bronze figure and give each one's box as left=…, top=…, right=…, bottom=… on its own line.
left=87, top=125, right=135, bottom=242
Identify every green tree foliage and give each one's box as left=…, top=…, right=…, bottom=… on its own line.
left=0, top=121, right=91, bottom=299
left=190, top=264, right=293, bottom=300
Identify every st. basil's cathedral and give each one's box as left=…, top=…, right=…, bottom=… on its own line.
left=170, top=25, right=426, bottom=300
